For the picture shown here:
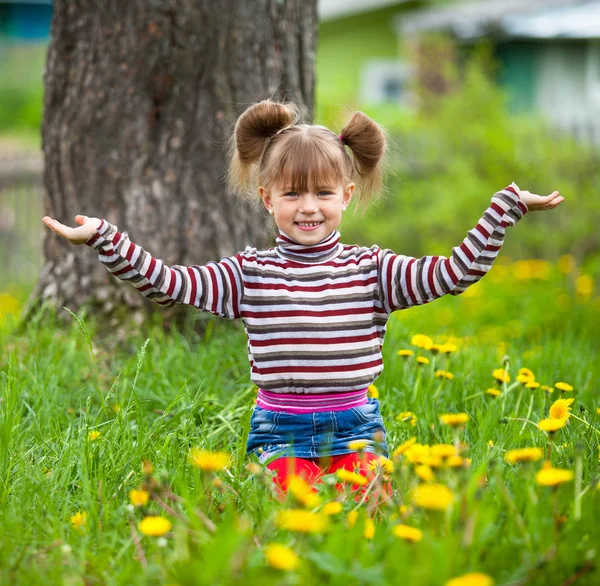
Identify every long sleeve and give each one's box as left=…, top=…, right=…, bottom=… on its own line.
left=85, top=220, right=244, bottom=319
left=378, top=183, right=528, bottom=313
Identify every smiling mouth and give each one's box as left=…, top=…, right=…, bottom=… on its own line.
left=295, top=221, right=323, bottom=227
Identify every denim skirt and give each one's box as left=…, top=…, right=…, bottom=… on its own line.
left=246, top=398, right=388, bottom=465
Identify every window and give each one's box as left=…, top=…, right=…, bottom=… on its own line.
left=359, top=59, right=413, bottom=107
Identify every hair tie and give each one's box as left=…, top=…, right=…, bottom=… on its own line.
left=338, top=134, right=344, bottom=142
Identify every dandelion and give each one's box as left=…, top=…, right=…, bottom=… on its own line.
left=415, top=465, right=434, bottom=482
left=416, top=356, right=430, bottom=366
left=439, top=343, right=458, bottom=354
left=435, top=370, right=454, bottom=381
left=487, top=440, right=494, bottom=449
left=367, top=384, right=379, bottom=398
left=398, top=349, right=414, bottom=358
left=188, top=448, right=230, bottom=471
left=538, top=418, right=566, bottom=433
left=364, top=517, right=376, bottom=539
left=276, top=509, right=329, bottom=533
left=368, top=456, right=394, bottom=477
left=558, top=254, right=575, bottom=274
left=264, top=544, right=299, bottom=571
left=541, top=385, right=554, bottom=394
left=486, top=388, right=501, bottom=398
left=576, top=274, right=593, bottom=297
left=412, top=483, right=454, bottom=511
left=287, top=475, right=321, bottom=508
left=430, top=444, right=458, bottom=459
left=536, top=467, right=574, bottom=487
left=411, top=334, right=433, bottom=350
left=347, top=439, right=370, bottom=451
left=397, top=412, right=417, bottom=427
left=555, top=382, right=574, bottom=392
left=447, top=456, right=469, bottom=468
left=88, top=431, right=101, bottom=441
left=347, top=510, right=359, bottom=527
left=445, top=572, right=494, bottom=586
left=440, top=413, right=469, bottom=427
left=129, top=489, right=150, bottom=507
left=323, top=501, right=343, bottom=516
left=504, top=447, right=543, bottom=464
left=70, top=511, right=87, bottom=531
left=525, top=381, right=540, bottom=390
left=492, top=368, right=510, bottom=384
left=142, top=460, right=154, bottom=475
left=517, top=374, right=535, bottom=384
left=393, top=524, right=423, bottom=543
left=139, top=516, right=172, bottom=537
left=549, top=398, right=574, bottom=421
left=393, top=437, right=417, bottom=457
left=336, top=468, right=368, bottom=486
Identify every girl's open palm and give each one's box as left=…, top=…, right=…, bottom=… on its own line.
left=42, top=215, right=102, bottom=245
left=518, top=189, right=564, bottom=212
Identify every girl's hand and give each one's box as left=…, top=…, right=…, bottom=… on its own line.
left=42, top=215, right=102, bottom=245
left=517, top=189, right=564, bottom=212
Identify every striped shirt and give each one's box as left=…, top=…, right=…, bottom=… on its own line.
left=86, top=183, right=528, bottom=406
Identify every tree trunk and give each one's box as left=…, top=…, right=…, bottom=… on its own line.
left=30, top=0, right=317, bottom=324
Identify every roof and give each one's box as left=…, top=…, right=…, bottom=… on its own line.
left=397, top=0, right=600, bottom=40
left=318, top=0, right=409, bottom=22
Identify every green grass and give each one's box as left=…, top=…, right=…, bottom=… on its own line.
left=0, top=261, right=599, bottom=585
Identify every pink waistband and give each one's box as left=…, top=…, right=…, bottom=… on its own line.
left=256, top=387, right=369, bottom=414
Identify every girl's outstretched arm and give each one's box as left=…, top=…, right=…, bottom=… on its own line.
left=378, top=184, right=563, bottom=312
left=42, top=215, right=244, bottom=318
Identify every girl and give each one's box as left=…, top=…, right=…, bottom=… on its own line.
left=42, top=99, right=564, bottom=502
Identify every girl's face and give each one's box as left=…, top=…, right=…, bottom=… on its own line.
left=259, top=180, right=355, bottom=245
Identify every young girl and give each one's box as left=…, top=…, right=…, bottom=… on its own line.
left=42, top=99, right=563, bottom=501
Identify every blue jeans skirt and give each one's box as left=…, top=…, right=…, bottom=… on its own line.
left=246, top=398, right=389, bottom=465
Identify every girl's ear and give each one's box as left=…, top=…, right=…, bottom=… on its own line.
left=259, top=186, right=272, bottom=212
left=343, top=183, right=355, bottom=206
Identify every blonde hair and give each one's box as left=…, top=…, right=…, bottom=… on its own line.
left=227, top=99, right=387, bottom=210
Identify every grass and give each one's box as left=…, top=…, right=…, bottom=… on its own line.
left=0, top=258, right=599, bottom=585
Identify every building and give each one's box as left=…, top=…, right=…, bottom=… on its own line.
left=0, top=0, right=52, bottom=42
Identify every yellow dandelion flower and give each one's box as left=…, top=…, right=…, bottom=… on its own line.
left=597, top=407, right=600, bottom=416
left=364, top=517, right=376, bottom=540
left=415, top=465, right=434, bottom=482
left=549, top=398, right=574, bottom=421
left=393, top=436, right=417, bottom=458
left=445, top=572, right=494, bottom=586
left=487, top=440, right=494, bottom=448
left=555, top=382, right=574, bottom=392
left=347, top=510, right=359, bottom=528
left=538, top=418, right=566, bottom=433
left=504, top=447, right=543, bottom=464
left=138, top=516, right=172, bottom=537
left=88, top=430, right=101, bottom=441
left=397, top=411, right=418, bottom=427
left=336, top=468, right=369, bottom=486
left=393, top=524, right=423, bottom=543
left=367, top=384, right=379, bottom=398
left=525, top=381, right=540, bottom=390
left=368, top=456, right=394, bottom=476
left=435, top=370, right=454, bottom=381
left=188, top=448, right=230, bottom=471
left=403, top=443, right=431, bottom=465
left=347, top=439, right=370, bottom=451
left=323, top=501, right=343, bottom=516
left=398, top=349, right=414, bottom=358
left=276, top=509, right=329, bottom=533
left=413, top=483, right=454, bottom=511
left=516, top=374, right=535, bottom=384
left=411, top=334, right=433, bottom=350
left=440, top=413, right=469, bottom=427
left=485, top=388, right=502, bottom=398
left=430, top=444, right=458, bottom=459
left=447, top=456, right=468, bottom=468
left=129, top=489, right=150, bottom=507
left=264, top=544, right=299, bottom=571
left=492, top=368, right=510, bottom=384
left=557, top=254, right=575, bottom=274
left=416, top=356, right=430, bottom=366
left=519, top=367, right=534, bottom=378
left=541, top=385, right=554, bottom=394
left=439, top=343, right=458, bottom=354
left=535, top=467, right=574, bottom=487
left=576, top=274, right=593, bottom=297
left=70, top=511, right=88, bottom=530
left=399, top=504, right=409, bottom=516
left=287, top=475, right=321, bottom=508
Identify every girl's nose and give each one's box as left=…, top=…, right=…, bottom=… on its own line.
left=299, top=195, right=319, bottom=213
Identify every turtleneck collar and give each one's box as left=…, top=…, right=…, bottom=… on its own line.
left=275, top=229, right=343, bottom=264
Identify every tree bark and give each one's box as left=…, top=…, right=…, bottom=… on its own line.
left=30, top=0, right=317, bottom=323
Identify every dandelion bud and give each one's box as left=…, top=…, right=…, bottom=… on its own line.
left=579, top=404, right=586, bottom=413
left=502, top=355, right=510, bottom=367
left=498, top=417, right=509, bottom=424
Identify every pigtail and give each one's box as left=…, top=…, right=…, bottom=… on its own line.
left=227, top=99, right=299, bottom=202
left=339, top=111, right=387, bottom=206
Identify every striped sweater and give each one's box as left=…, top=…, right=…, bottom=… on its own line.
left=86, top=183, right=528, bottom=395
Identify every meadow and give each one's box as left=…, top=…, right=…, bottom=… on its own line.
left=0, top=254, right=598, bottom=586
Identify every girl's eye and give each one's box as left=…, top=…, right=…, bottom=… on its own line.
left=318, top=191, right=332, bottom=196
left=285, top=192, right=298, bottom=197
